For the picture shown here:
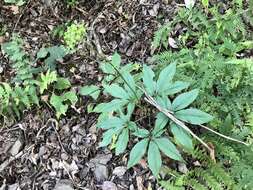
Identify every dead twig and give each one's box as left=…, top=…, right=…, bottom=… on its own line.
left=143, top=93, right=215, bottom=157
left=199, top=124, right=249, bottom=146
left=0, top=145, right=34, bottom=173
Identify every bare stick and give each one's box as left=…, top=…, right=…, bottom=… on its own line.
left=144, top=94, right=214, bottom=154
left=199, top=124, right=249, bottom=146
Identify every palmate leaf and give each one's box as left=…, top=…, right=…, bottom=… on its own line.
left=115, top=128, right=129, bottom=155
left=157, top=63, right=176, bottom=95
left=175, top=108, right=213, bottom=125
left=50, top=94, right=68, bottom=118
left=148, top=141, right=162, bottom=177
left=171, top=123, right=193, bottom=150
left=172, top=89, right=199, bottom=111
left=49, top=91, right=77, bottom=118
left=63, top=91, right=78, bottom=104
left=155, top=137, right=183, bottom=161
left=143, top=64, right=156, bottom=95
left=127, top=138, right=148, bottom=168
left=54, top=78, right=71, bottom=90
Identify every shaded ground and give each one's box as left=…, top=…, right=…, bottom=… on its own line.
left=0, top=0, right=180, bottom=189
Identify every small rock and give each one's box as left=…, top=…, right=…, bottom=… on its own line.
left=168, top=37, right=178, bottom=48
left=7, top=183, right=20, bottom=190
left=94, top=164, right=108, bottom=182
left=0, top=36, right=5, bottom=44
left=54, top=180, right=74, bottom=190
left=9, top=139, right=23, bottom=156
left=102, top=181, right=117, bottom=190
left=112, top=166, right=127, bottom=177
left=0, top=65, right=3, bottom=74
left=178, top=163, right=188, bottom=174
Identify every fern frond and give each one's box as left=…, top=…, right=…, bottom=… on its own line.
left=151, top=23, right=171, bottom=51
left=2, top=36, right=34, bottom=84
left=186, top=178, right=207, bottom=190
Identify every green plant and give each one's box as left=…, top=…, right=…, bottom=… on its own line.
left=152, top=4, right=252, bottom=56
left=159, top=150, right=235, bottom=190
left=152, top=1, right=252, bottom=188
left=2, top=37, right=34, bottom=84
left=1, top=36, right=77, bottom=119
left=63, top=23, right=86, bottom=50
left=65, top=0, right=78, bottom=7
left=4, top=0, right=25, bottom=6
left=81, top=53, right=215, bottom=176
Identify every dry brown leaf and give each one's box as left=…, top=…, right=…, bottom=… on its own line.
left=3, top=6, right=19, bottom=15
left=0, top=36, right=5, bottom=44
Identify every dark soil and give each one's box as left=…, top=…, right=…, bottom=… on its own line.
left=0, top=0, right=180, bottom=189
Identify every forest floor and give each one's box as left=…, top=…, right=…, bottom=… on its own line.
left=0, top=0, right=253, bottom=190
left=0, top=0, right=178, bottom=189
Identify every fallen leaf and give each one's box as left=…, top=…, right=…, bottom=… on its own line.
left=184, top=0, right=195, bottom=9
left=0, top=36, right=5, bottom=44
left=168, top=37, right=178, bottom=48
left=3, top=6, right=19, bottom=14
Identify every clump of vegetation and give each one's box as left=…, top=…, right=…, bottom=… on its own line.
left=1, top=36, right=77, bottom=119
left=79, top=52, right=245, bottom=176
left=65, top=0, right=78, bottom=7
left=63, top=23, right=86, bottom=50
left=150, top=1, right=253, bottom=188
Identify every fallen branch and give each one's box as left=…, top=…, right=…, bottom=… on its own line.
left=141, top=89, right=250, bottom=160
left=199, top=124, right=249, bottom=146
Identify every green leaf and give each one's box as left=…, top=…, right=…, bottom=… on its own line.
left=175, top=108, right=213, bottom=125
left=104, top=84, right=129, bottom=99
left=155, top=137, right=183, bottom=161
left=63, top=91, right=78, bottom=105
left=99, top=128, right=115, bottom=147
left=133, top=128, right=150, bottom=138
left=164, top=81, right=190, bottom=95
left=115, top=128, right=129, bottom=155
left=127, top=138, right=148, bottom=168
left=171, top=123, right=193, bottom=150
left=39, top=71, right=57, bottom=94
left=143, top=64, right=155, bottom=95
left=93, top=99, right=128, bottom=113
left=172, top=89, right=199, bottom=111
left=126, top=103, right=135, bottom=118
left=96, top=117, right=125, bottom=129
left=157, top=63, right=176, bottom=94
left=37, top=47, right=48, bottom=59
left=128, top=121, right=138, bottom=131
left=50, top=94, right=68, bottom=118
left=44, top=46, right=67, bottom=70
left=55, top=78, right=71, bottom=90
left=201, top=0, right=209, bottom=7
left=80, top=85, right=100, bottom=100
left=123, top=71, right=136, bottom=96
left=152, top=113, right=169, bottom=136
left=148, top=141, right=162, bottom=177
left=112, top=52, right=121, bottom=68
left=156, top=96, right=172, bottom=110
